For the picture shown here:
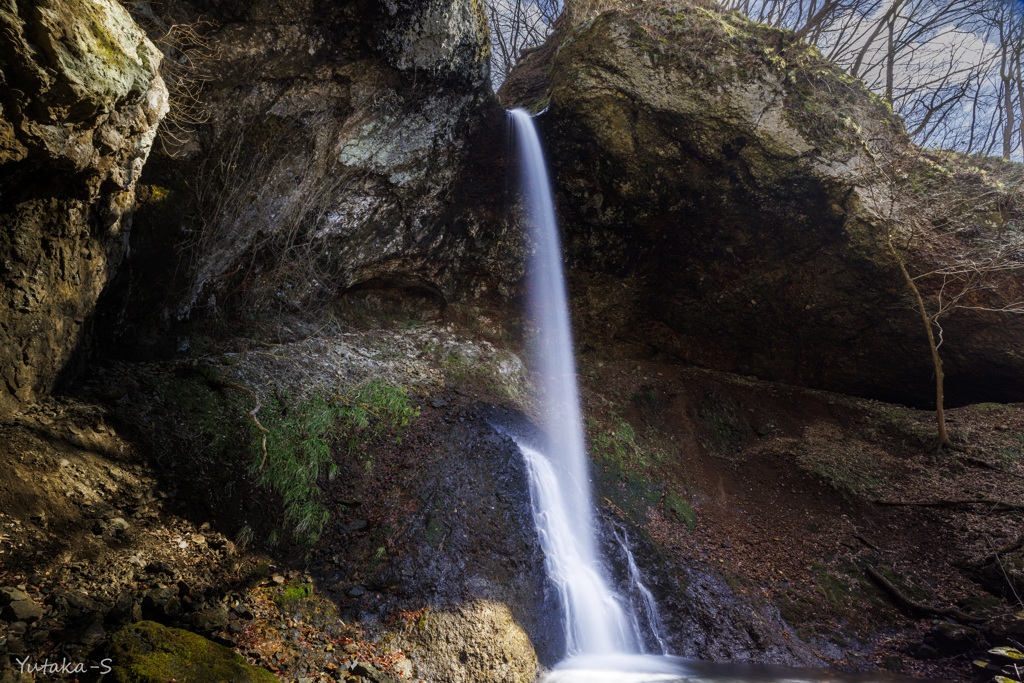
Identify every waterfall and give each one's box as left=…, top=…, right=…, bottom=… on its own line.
left=509, top=107, right=651, bottom=656
left=611, top=524, right=671, bottom=656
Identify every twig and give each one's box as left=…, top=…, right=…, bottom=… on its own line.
left=214, top=379, right=271, bottom=470
left=865, top=566, right=984, bottom=623
left=854, top=533, right=880, bottom=550
left=991, top=533, right=1024, bottom=558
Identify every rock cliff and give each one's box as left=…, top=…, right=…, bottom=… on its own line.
left=502, top=4, right=1024, bottom=407
left=103, top=0, right=517, bottom=356
left=0, top=0, right=167, bottom=417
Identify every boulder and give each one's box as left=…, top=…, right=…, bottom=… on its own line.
left=0, top=0, right=167, bottom=416
left=924, top=621, right=980, bottom=656
left=984, top=611, right=1024, bottom=647
left=398, top=600, right=538, bottom=683
left=141, top=587, right=181, bottom=624
left=501, top=4, right=1024, bottom=407
left=971, top=548, right=1024, bottom=600
left=0, top=588, right=42, bottom=623
left=108, top=621, right=279, bottom=683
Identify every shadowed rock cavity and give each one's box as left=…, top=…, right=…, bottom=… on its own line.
left=96, top=0, right=520, bottom=359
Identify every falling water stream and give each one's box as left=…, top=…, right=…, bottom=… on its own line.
left=509, top=107, right=642, bottom=656
left=507, top=108, right=932, bottom=683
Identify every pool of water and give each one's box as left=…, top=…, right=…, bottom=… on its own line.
left=540, top=654, right=946, bottom=683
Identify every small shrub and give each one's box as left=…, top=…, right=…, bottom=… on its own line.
left=253, top=379, right=419, bottom=544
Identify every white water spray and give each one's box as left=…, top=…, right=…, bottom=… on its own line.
left=612, top=524, right=670, bottom=656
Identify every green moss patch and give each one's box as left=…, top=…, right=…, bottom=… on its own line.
left=109, top=621, right=279, bottom=683
left=274, top=583, right=314, bottom=608
left=665, top=491, right=698, bottom=531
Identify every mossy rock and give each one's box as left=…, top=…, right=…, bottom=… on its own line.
left=274, top=583, right=314, bottom=607
left=109, top=621, right=279, bottom=683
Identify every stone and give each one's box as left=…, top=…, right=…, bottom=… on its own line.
left=52, top=589, right=101, bottom=615
left=924, top=622, right=978, bottom=656
left=394, top=657, right=414, bottom=679
left=108, top=590, right=142, bottom=626
left=231, top=605, right=255, bottom=620
left=141, top=588, right=181, bottom=623
left=343, top=520, right=369, bottom=533
left=4, top=637, right=24, bottom=656
left=971, top=549, right=1024, bottom=600
left=109, top=517, right=131, bottom=535
left=0, top=589, right=28, bottom=607
left=27, top=629, right=48, bottom=643
left=109, top=621, right=279, bottom=682
left=93, top=516, right=130, bottom=538
left=145, top=560, right=177, bottom=577
left=983, top=612, right=1024, bottom=647
left=188, top=606, right=230, bottom=635
left=64, top=614, right=106, bottom=646
left=0, top=595, right=42, bottom=624
left=0, top=0, right=168, bottom=416
left=351, top=662, right=397, bottom=683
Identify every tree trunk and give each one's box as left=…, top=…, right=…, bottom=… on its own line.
left=851, top=0, right=899, bottom=79
left=1004, top=72, right=1015, bottom=161
left=1015, top=46, right=1024, bottom=163
left=1000, top=35, right=1015, bottom=161
left=885, top=10, right=895, bottom=103
left=890, top=240, right=951, bottom=450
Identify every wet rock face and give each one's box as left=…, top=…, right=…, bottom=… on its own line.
left=108, top=0, right=514, bottom=355
left=342, top=403, right=561, bottom=680
left=503, top=7, right=1024, bottom=407
left=0, top=0, right=167, bottom=417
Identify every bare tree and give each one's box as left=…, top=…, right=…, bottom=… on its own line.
left=486, top=0, right=560, bottom=88
left=717, top=0, right=1024, bottom=160
left=868, top=152, right=1024, bottom=450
